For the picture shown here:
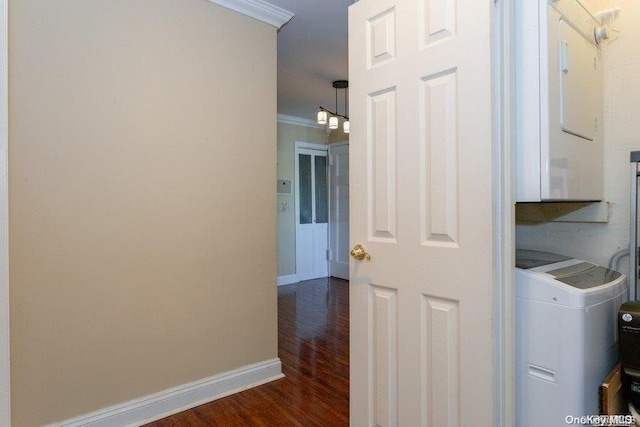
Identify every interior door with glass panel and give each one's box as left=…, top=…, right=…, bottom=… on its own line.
left=296, top=146, right=329, bottom=281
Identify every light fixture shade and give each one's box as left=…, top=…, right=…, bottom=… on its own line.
left=317, top=110, right=328, bottom=125
left=343, top=120, right=350, bottom=133
left=329, top=116, right=339, bottom=129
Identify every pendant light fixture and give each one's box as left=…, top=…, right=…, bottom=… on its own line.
left=317, top=80, right=349, bottom=133
left=317, top=110, right=328, bottom=125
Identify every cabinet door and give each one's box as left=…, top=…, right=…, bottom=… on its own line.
left=559, top=19, right=598, bottom=141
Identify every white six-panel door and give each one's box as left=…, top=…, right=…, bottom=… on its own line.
left=349, top=0, right=495, bottom=426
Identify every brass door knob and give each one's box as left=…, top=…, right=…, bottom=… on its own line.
left=350, top=244, right=371, bottom=261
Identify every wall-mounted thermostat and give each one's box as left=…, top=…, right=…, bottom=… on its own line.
left=277, top=179, right=292, bottom=195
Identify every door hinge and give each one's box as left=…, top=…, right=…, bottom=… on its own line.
left=327, top=249, right=332, bottom=261
left=329, top=155, right=334, bottom=166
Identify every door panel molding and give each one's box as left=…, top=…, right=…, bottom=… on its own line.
left=366, top=7, right=397, bottom=69
left=419, top=68, right=459, bottom=247
left=421, top=295, right=460, bottom=427
left=419, top=0, right=457, bottom=47
left=367, top=87, right=398, bottom=243
left=371, top=284, right=398, bottom=427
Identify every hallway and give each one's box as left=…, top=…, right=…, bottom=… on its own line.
left=145, top=277, right=349, bottom=426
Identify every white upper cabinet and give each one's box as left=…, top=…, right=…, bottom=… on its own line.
left=516, top=0, right=603, bottom=202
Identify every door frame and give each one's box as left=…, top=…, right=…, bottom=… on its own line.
left=492, top=0, right=515, bottom=425
left=328, top=141, right=349, bottom=280
left=1, top=0, right=10, bottom=424
left=294, top=141, right=329, bottom=280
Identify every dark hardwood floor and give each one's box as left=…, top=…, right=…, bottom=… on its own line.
left=144, top=277, right=349, bottom=426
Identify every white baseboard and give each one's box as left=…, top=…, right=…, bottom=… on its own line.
left=296, top=272, right=328, bottom=282
left=48, top=358, right=283, bottom=427
left=277, top=274, right=299, bottom=286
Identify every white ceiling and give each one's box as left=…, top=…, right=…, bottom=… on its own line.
left=269, top=0, right=352, bottom=122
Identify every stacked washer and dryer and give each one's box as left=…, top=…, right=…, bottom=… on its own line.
left=515, top=250, right=627, bottom=426
left=513, top=0, right=628, bottom=423
left=512, top=0, right=633, bottom=421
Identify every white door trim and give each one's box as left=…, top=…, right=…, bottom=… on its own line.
left=294, top=142, right=328, bottom=281
left=328, top=141, right=349, bottom=280
left=328, top=141, right=348, bottom=148
left=328, top=142, right=349, bottom=152
left=0, top=0, right=10, bottom=424
left=492, top=1, right=515, bottom=426
left=295, top=141, right=328, bottom=151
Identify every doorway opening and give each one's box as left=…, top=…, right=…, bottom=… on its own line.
left=295, top=142, right=329, bottom=281
left=293, top=140, right=350, bottom=283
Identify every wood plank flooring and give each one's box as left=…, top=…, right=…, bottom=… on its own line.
left=144, top=277, right=349, bottom=426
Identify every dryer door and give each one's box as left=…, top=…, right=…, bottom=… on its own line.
left=559, top=19, right=598, bottom=141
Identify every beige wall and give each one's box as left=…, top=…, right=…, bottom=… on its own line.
left=516, top=0, right=640, bottom=269
left=9, top=1, right=277, bottom=425
left=276, top=122, right=327, bottom=277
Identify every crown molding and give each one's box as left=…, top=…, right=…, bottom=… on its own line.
left=207, top=0, right=293, bottom=29
left=277, top=114, right=325, bottom=129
